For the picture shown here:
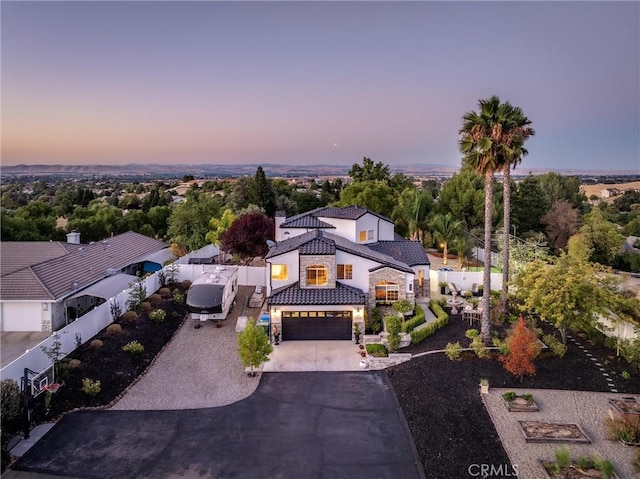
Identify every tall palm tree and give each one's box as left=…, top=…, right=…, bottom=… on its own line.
left=459, top=95, right=529, bottom=341
left=500, top=109, right=534, bottom=316
left=430, top=213, right=463, bottom=265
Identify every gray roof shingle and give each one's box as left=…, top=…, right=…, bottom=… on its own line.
left=367, top=241, right=431, bottom=267
left=268, top=282, right=366, bottom=306
left=280, top=216, right=335, bottom=229
left=299, top=235, right=336, bottom=255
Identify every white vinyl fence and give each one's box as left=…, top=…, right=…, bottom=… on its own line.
left=1, top=262, right=266, bottom=384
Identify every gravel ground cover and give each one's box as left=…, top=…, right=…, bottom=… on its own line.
left=388, top=314, right=640, bottom=479
left=112, top=285, right=261, bottom=410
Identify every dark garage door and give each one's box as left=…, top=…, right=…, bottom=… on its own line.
left=282, top=311, right=352, bottom=340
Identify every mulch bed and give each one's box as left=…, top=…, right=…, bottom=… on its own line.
left=38, top=286, right=189, bottom=421
left=388, top=314, right=640, bottom=479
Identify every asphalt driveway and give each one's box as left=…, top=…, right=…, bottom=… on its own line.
left=12, top=372, right=423, bottom=479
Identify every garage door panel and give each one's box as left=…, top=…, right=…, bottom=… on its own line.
left=282, top=312, right=352, bottom=340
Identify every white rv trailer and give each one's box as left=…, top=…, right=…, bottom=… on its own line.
left=186, top=266, right=238, bottom=327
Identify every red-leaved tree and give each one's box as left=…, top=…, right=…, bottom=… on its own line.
left=500, top=317, right=541, bottom=381
left=220, top=212, right=274, bottom=264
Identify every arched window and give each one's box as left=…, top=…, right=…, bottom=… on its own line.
left=375, top=281, right=399, bottom=303
left=306, top=265, right=328, bottom=286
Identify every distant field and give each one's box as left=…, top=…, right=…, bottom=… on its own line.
left=580, top=181, right=640, bottom=200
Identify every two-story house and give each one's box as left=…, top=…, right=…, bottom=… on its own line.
left=265, top=206, right=430, bottom=341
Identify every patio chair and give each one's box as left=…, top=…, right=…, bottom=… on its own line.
left=470, top=283, right=478, bottom=296
left=447, top=283, right=461, bottom=295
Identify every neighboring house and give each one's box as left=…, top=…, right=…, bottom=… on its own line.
left=601, top=188, right=620, bottom=198
left=0, top=231, right=174, bottom=333
left=266, top=206, right=430, bottom=341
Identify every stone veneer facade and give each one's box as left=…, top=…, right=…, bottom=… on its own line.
left=299, top=255, right=337, bottom=289
left=367, top=267, right=414, bottom=309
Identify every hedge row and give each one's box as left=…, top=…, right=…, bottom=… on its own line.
left=401, top=305, right=426, bottom=333
left=410, top=300, right=449, bottom=344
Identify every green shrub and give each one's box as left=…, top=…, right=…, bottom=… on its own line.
left=445, top=342, right=462, bottom=361
left=106, top=324, right=122, bottom=335
left=470, top=336, right=488, bottom=358
left=401, top=305, right=425, bottom=333
left=149, top=309, right=166, bottom=324
left=410, top=300, right=448, bottom=344
left=122, top=311, right=139, bottom=322
left=543, top=334, right=567, bottom=357
left=173, top=292, right=185, bottom=305
left=385, top=315, right=402, bottom=352
left=492, top=337, right=509, bottom=355
left=554, top=446, right=570, bottom=469
left=502, top=391, right=516, bottom=402
left=365, top=343, right=388, bottom=357
left=366, top=307, right=383, bottom=334
left=465, top=329, right=479, bottom=339
left=521, top=393, right=534, bottom=403
left=122, top=340, right=144, bottom=355
left=148, top=293, right=162, bottom=305
left=82, top=378, right=101, bottom=396
left=1, top=379, right=22, bottom=433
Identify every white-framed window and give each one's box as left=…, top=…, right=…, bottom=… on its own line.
left=375, top=281, right=399, bottom=303
left=367, top=229, right=374, bottom=240
left=337, top=264, right=353, bottom=280
left=272, top=264, right=288, bottom=280
left=306, top=265, right=328, bottom=286
left=359, top=230, right=367, bottom=241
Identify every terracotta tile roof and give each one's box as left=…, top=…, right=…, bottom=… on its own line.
left=1, top=231, right=168, bottom=301
left=268, top=282, right=366, bottom=306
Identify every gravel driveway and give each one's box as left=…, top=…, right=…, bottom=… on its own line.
left=111, top=286, right=262, bottom=410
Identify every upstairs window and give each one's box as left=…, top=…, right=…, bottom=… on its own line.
left=359, top=230, right=367, bottom=241
left=367, top=229, right=374, bottom=240
left=337, top=264, right=353, bottom=280
left=306, top=265, right=328, bottom=286
left=271, top=264, right=288, bottom=280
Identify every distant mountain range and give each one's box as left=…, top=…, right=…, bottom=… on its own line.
left=1, top=163, right=638, bottom=178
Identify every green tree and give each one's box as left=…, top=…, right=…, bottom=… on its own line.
left=348, top=156, right=390, bottom=183
left=385, top=314, right=402, bottom=352
left=392, top=187, right=433, bottom=241
left=337, top=181, right=396, bottom=218
left=250, top=166, right=276, bottom=217
left=614, top=190, right=640, bottom=212
left=459, top=95, right=527, bottom=340
left=167, top=189, right=222, bottom=251
left=206, top=209, right=235, bottom=263
left=515, top=246, right=620, bottom=344
left=580, top=208, right=625, bottom=265
left=435, top=168, right=486, bottom=231
left=237, top=317, right=273, bottom=377
left=430, top=213, right=463, bottom=265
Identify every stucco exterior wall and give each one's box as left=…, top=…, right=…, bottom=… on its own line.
left=1, top=302, right=46, bottom=332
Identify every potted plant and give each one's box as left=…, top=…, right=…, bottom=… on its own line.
left=480, top=378, right=489, bottom=394
left=438, top=281, right=448, bottom=295
left=353, top=323, right=362, bottom=345
left=272, top=325, right=280, bottom=345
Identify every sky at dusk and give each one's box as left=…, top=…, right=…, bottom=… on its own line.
left=1, top=1, right=639, bottom=171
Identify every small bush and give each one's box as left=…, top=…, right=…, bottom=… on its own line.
left=1, top=379, right=22, bottom=432
left=182, top=279, right=192, bottom=290
left=106, top=324, right=122, bottom=335
left=521, top=393, right=534, bottom=403
left=82, top=378, right=101, bottom=396
left=385, top=315, right=402, bottom=352
left=366, top=307, right=383, bottom=334
left=122, top=311, right=139, bottom=322
left=465, top=329, right=479, bottom=339
left=470, top=336, right=488, bottom=358
left=604, top=416, right=637, bottom=443
left=141, top=301, right=152, bottom=313
left=554, top=446, right=570, bottom=469
left=365, top=343, right=388, bottom=357
left=492, top=337, right=509, bottom=355
left=158, top=287, right=171, bottom=298
left=502, top=391, right=517, bottom=402
left=445, top=342, right=462, bottom=361
left=69, top=359, right=82, bottom=368
left=90, top=339, right=103, bottom=349
left=543, top=334, right=567, bottom=358
left=173, top=292, right=185, bottom=304
left=149, top=309, right=166, bottom=324
left=148, top=293, right=162, bottom=305
left=401, top=305, right=425, bottom=333
left=634, top=448, right=640, bottom=472
left=122, top=340, right=145, bottom=355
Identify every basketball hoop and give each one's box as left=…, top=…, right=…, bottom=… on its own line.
left=43, top=383, right=61, bottom=394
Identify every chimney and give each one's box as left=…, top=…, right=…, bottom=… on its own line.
left=66, top=231, right=81, bottom=244
left=274, top=211, right=286, bottom=242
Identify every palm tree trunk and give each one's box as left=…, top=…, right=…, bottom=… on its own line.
left=502, top=166, right=511, bottom=318
left=443, top=242, right=448, bottom=265
left=482, top=171, right=493, bottom=342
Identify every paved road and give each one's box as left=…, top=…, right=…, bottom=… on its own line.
left=11, top=372, right=424, bottom=479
